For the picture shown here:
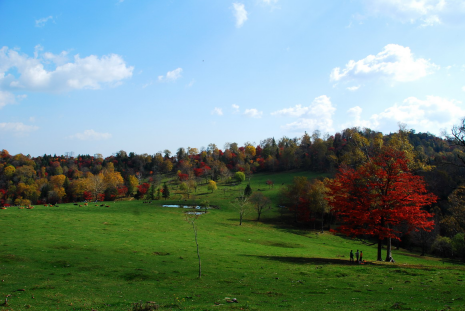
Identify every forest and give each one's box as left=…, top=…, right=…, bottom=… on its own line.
left=2, top=122, right=465, bottom=261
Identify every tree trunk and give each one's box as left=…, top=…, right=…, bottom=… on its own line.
left=257, top=208, right=261, bottom=221
left=385, top=237, right=392, bottom=262
left=189, top=220, right=201, bottom=278
left=321, top=211, right=324, bottom=233
left=377, top=236, right=383, bottom=261
left=193, top=222, right=201, bottom=278
left=239, top=212, right=243, bottom=225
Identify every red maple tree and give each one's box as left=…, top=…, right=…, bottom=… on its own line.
left=327, top=147, right=437, bottom=261
left=138, top=183, right=150, bottom=196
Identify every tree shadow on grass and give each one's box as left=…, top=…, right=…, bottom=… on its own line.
left=241, top=254, right=379, bottom=266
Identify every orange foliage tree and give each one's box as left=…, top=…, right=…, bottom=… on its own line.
left=327, top=147, right=437, bottom=261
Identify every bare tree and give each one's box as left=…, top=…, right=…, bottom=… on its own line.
left=230, top=192, right=251, bottom=225
left=249, top=192, right=272, bottom=221
left=185, top=213, right=201, bottom=278
left=444, top=117, right=465, bottom=166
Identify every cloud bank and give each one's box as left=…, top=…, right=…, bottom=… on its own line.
left=342, top=96, right=465, bottom=135
left=331, top=44, right=437, bottom=83
left=0, top=46, right=134, bottom=107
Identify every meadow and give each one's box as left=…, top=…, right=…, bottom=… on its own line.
left=1, top=171, right=464, bottom=311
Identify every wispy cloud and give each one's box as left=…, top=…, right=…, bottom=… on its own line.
left=0, top=122, right=39, bottom=135
left=233, top=3, right=248, bottom=28
left=158, top=68, right=183, bottom=82
left=243, top=108, right=263, bottom=118
left=347, top=85, right=361, bottom=91
left=272, top=95, right=336, bottom=133
left=35, top=16, right=54, bottom=27
left=0, top=91, right=27, bottom=109
left=68, top=129, right=112, bottom=141
left=211, top=107, right=223, bottom=116
left=363, top=0, right=465, bottom=26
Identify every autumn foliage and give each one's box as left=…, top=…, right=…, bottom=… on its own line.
left=327, top=147, right=437, bottom=261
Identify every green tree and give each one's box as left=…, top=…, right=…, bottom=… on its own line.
left=162, top=182, right=170, bottom=200
left=244, top=183, right=252, bottom=197
left=148, top=184, right=156, bottom=200
left=451, top=233, right=465, bottom=261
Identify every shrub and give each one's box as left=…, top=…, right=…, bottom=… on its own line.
left=431, top=236, right=453, bottom=257
left=234, top=172, right=245, bottom=183
left=452, top=233, right=465, bottom=260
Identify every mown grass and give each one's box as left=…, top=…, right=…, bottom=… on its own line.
left=1, top=171, right=464, bottom=310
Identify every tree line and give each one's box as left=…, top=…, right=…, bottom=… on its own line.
left=1, top=123, right=465, bottom=260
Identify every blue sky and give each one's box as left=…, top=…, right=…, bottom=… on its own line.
left=1, top=0, right=465, bottom=157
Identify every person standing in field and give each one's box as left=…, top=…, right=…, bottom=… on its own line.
left=360, top=251, right=363, bottom=263
left=355, top=250, right=359, bottom=263
left=350, top=250, right=354, bottom=263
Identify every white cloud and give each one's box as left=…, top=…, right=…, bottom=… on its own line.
left=347, top=85, right=361, bottom=91
left=142, top=81, right=153, bottom=89
left=0, top=91, right=16, bottom=108
left=341, top=106, right=373, bottom=130
left=43, top=50, right=69, bottom=66
left=330, top=44, right=437, bottom=83
left=462, top=86, right=465, bottom=91
left=0, top=122, right=39, bottom=134
left=243, top=108, right=263, bottom=118
left=232, top=104, right=240, bottom=113
left=363, top=0, right=465, bottom=26
left=0, top=46, right=133, bottom=93
left=271, top=104, right=309, bottom=117
left=35, top=16, right=53, bottom=27
left=342, top=96, right=465, bottom=135
left=0, top=91, right=27, bottom=109
left=68, top=129, right=112, bottom=141
left=273, top=95, right=336, bottom=133
left=211, top=107, right=223, bottom=116
left=158, top=68, right=182, bottom=82
left=233, top=3, right=248, bottom=28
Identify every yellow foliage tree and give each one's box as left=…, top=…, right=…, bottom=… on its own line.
left=50, top=174, right=66, bottom=188
left=128, top=175, right=139, bottom=189
left=245, top=145, right=256, bottom=157
left=207, top=180, right=217, bottom=193
left=103, top=171, right=124, bottom=189
left=4, top=165, right=15, bottom=179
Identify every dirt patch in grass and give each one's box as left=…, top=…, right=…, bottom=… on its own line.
left=78, top=264, right=104, bottom=271
left=51, top=260, right=72, bottom=268
left=251, top=240, right=305, bottom=248
left=153, top=252, right=170, bottom=256
left=0, top=254, right=28, bottom=262
left=120, top=272, right=154, bottom=281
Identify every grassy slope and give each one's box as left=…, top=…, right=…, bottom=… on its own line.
left=1, top=171, right=464, bottom=311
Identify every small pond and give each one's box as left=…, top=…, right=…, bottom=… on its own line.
left=162, top=205, right=210, bottom=210
left=185, top=212, right=206, bottom=215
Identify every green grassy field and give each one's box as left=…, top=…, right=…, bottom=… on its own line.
left=1, top=171, right=464, bottom=311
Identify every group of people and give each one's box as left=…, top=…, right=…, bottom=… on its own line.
left=349, top=249, right=364, bottom=264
